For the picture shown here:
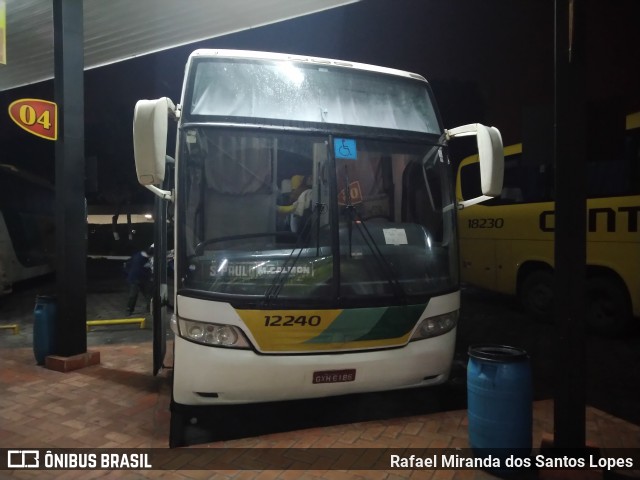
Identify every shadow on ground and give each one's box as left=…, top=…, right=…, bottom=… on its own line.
left=171, top=378, right=468, bottom=447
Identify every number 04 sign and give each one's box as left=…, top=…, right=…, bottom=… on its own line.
left=8, top=98, right=58, bottom=141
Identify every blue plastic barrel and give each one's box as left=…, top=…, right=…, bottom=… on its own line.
left=33, top=295, right=57, bottom=365
left=467, top=345, right=532, bottom=462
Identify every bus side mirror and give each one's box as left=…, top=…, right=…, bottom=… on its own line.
left=133, top=97, right=176, bottom=200
left=447, top=123, right=504, bottom=208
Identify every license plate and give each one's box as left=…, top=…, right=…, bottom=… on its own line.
left=312, top=368, right=356, bottom=384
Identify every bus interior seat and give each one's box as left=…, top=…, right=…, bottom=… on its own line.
left=202, top=141, right=277, bottom=249
left=205, top=192, right=276, bottom=248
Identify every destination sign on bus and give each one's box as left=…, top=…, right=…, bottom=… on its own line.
left=209, top=260, right=314, bottom=278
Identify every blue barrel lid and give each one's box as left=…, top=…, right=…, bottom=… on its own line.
left=35, top=294, right=57, bottom=302
left=468, top=344, right=529, bottom=362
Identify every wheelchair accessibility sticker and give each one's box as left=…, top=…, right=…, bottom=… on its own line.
left=334, top=138, right=357, bottom=160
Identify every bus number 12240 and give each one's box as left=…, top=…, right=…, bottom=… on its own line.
left=264, top=315, right=322, bottom=327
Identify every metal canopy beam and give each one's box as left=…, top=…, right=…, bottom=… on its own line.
left=1, top=0, right=359, bottom=91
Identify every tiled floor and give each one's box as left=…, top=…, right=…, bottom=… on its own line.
left=1, top=288, right=639, bottom=479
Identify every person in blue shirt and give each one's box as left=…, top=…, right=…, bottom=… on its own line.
left=125, top=244, right=154, bottom=315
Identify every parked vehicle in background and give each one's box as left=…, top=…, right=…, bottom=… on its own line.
left=456, top=111, right=640, bottom=335
left=0, top=164, right=55, bottom=295
left=86, top=209, right=155, bottom=260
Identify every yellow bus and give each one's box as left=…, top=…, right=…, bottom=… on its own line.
left=456, top=112, right=640, bottom=335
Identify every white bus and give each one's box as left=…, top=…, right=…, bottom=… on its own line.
left=0, top=164, right=55, bottom=295
left=132, top=49, right=503, bottom=446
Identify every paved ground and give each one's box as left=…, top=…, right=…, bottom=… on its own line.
left=456, top=287, right=640, bottom=427
left=0, top=259, right=639, bottom=479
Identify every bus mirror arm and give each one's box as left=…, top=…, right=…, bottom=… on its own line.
left=144, top=155, right=177, bottom=200
left=447, top=123, right=504, bottom=207
left=457, top=195, right=493, bottom=210
left=144, top=184, right=173, bottom=201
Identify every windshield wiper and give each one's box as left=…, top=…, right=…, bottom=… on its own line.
left=262, top=203, right=325, bottom=306
left=341, top=166, right=406, bottom=303
left=345, top=206, right=407, bottom=303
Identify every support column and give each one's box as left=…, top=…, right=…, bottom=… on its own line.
left=53, top=0, right=87, bottom=358
left=552, top=0, right=587, bottom=449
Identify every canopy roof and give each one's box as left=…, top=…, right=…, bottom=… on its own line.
left=0, top=0, right=358, bottom=91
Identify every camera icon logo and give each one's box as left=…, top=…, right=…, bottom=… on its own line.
left=7, top=450, right=40, bottom=468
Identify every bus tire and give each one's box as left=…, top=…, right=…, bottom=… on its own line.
left=169, top=402, right=186, bottom=448
left=520, top=270, right=554, bottom=322
left=586, top=277, right=631, bottom=336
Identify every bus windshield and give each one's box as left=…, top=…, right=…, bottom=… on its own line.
left=178, top=128, right=458, bottom=307
left=188, top=57, right=440, bottom=134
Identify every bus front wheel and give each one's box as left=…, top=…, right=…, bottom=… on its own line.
left=169, top=403, right=186, bottom=448
left=586, top=277, right=631, bottom=336
left=520, top=270, right=554, bottom=322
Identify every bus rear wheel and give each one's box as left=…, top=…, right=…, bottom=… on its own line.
left=520, top=270, right=554, bottom=322
left=586, top=277, right=630, bottom=336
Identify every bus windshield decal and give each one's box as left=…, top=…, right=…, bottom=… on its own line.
left=383, top=228, right=408, bottom=245
left=208, top=259, right=315, bottom=279
left=334, top=138, right=357, bottom=159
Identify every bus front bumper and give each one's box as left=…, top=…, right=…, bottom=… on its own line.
left=171, top=328, right=456, bottom=405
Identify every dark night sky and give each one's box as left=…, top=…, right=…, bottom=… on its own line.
left=1, top=0, right=638, bottom=209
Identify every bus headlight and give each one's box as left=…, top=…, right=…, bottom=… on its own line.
left=410, top=310, right=458, bottom=341
left=178, top=318, right=251, bottom=349
left=170, top=314, right=178, bottom=335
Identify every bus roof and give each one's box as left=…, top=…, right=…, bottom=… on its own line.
left=189, top=49, right=428, bottom=83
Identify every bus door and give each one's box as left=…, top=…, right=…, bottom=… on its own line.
left=459, top=237, right=498, bottom=290
left=152, top=161, right=173, bottom=376
left=456, top=158, right=499, bottom=290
